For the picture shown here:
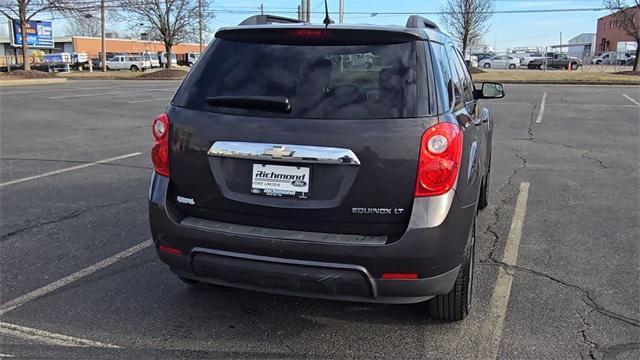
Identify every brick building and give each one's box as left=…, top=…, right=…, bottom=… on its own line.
left=595, top=6, right=639, bottom=54
left=0, top=36, right=202, bottom=58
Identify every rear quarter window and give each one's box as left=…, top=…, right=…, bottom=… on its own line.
left=174, top=39, right=420, bottom=119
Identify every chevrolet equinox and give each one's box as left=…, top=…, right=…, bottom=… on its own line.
left=149, top=15, right=504, bottom=322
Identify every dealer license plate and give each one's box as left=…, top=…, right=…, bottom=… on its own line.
left=251, top=164, right=310, bottom=198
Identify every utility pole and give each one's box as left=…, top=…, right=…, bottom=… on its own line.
left=297, top=5, right=301, bottom=20
left=560, top=32, right=562, bottom=54
left=306, top=0, right=310, bottom=22
left=260, top=3, right=264, bottom=15
left=300, top=1, right=305, bottom=21
left=198, top=0, right=203, bottom=53
left=100, top=0, right=106, bottom=72
left=339, top=0, right=344, bottom=24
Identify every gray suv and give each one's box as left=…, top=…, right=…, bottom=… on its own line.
left=149, top=15, right=504, bottom=321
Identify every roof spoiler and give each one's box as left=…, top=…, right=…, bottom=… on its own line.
left=239, top=15, right=304, bottom=26
left=405, top=15, right=439, bottom=30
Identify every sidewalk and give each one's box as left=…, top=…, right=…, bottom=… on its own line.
left=0, top=78, right=67, bottom=87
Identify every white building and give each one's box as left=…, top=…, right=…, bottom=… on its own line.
left=568, top=33, right=596, bottom=57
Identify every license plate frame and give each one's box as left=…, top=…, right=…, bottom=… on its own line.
left=251, top=163, right=310, bottom=199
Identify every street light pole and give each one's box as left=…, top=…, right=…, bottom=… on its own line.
left=100, top=0, right=106, bottom=72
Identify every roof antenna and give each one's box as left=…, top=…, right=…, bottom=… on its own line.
left=322, top=0, right=334, bottom=27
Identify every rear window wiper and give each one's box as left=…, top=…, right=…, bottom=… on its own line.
left=206, top=96, right=291, bottom=113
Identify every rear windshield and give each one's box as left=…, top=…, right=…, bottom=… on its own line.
left=174, top=39, right=418, bottom=119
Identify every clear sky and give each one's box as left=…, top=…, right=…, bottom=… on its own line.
left=207, top=0, right=609, bottom=51
left=2, top=0, right=610, bottom=52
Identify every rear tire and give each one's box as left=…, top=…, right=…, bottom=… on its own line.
left=509, top=63, right=516, bottom=69
left=130, top=65, right=140, bottom=72
left=427, top=213, right=476, bottom=322
left=570, top=62, right=579, bottom=70
left=483, top=63, right=491, bottom=68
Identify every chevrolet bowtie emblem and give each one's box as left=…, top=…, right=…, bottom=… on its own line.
left=262, top=145, right=294, bottom=158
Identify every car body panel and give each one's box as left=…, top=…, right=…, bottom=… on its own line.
left=149, top=20, right=496, bottom=303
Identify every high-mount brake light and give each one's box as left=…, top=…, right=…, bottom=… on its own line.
left=151, top=113, right=170, bottom=177
left=414, top=123, right=463, bottom=197
left=289, top=29, right=328, bottom=37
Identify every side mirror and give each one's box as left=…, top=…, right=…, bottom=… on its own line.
left=476, top=82, right=505, bottom=99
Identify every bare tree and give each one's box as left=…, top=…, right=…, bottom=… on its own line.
left=119, top=0, right=210, bottom=69
left=0, top=0, right=57, bottom=70
left=439, top=0, right=495, bottom=57
left=65, top=13, right=101, bottom=37
left=603, top=0, right=640, bottom=71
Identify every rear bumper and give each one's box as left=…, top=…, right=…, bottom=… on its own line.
left=149, top=173, right=475, bottom=304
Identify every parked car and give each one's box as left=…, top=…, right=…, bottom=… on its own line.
left=528, top=53, right=581, bottom=70
left=510, top=52, right=543, bottom=67
left=472, top=52, right=495, bottom=62
left=591, top=52, right=617, bottom=65
left=143, top=52, right=160, bottom=68
left=177, top=52, right=200, bottom=67
left=103, top=54, right=148, bottom=71
left=149, top=14, right=504, bottom=322
left=479, top=55, right=520, bottom=69
left=131, top=55, right=151, bottom=70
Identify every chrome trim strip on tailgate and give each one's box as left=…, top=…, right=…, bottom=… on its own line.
left=181, top=216, right=387, bottom=245
left=207, top=141, right=361, bottom=166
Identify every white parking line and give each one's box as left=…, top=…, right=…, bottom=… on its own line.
left=622, top=94, right=640, bottom=106
left=535, top=93, right=547, bottom=123
left=0, top=152, right=142, bottom=188
left=0, top=322, right=121, bottom=348
left=49, top=88, right=176, bottom=99
left=480, top=182, right=530, bottom=360
left=0, top=240, right=152, bottom=316
left=127, top=97, right=172, bottom=104
left=49, top=91, right=124, bottom=99
left=0, top=87, right=113, bottom=95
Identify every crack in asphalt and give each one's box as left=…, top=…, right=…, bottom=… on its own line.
left=580, top=150, right=608, bottom=170
left=512, top=138, right=609, bottom=171
left=480, top=260, right=640, bottom=329
left=0, top=157, right=152, bottom=170
left=0, top=198, right=144, bottom=241
left=485, top=150, right=528, bottom=261
left=578, top=308, right=598, bottom=360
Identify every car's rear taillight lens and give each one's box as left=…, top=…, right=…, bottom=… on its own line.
left=151, top=113, right=170, bottom=177
left=415, top=123, right=463, bottom=197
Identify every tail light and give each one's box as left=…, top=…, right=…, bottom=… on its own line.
left=415, top=123, right=463, bottom=197
left=151, top=113, right=170, bottom=177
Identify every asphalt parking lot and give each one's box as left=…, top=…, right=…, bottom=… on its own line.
left=0, top=80, right=639, bottom=359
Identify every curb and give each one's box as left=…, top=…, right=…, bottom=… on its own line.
left=61, top=77, right=184, bottom=81
left=0, top=78, right=67, bottom=87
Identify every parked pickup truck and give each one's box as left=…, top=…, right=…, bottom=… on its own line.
left=528, top=53, right=581, bottom=70
left=104, top=55, right=148, bottom=72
